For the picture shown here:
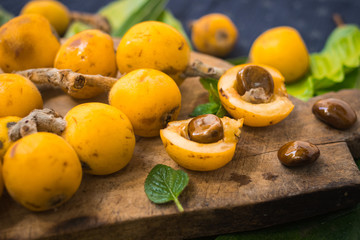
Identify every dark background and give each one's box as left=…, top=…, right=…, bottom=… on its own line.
left=2, top=0, right=360, bottom=58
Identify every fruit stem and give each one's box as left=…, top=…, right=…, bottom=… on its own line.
left=70, top=11, right=111, bottom=33
left=182, top=59, right=226, bottom=80
left=15, top=68, right=118, bottom=94
left=333, top=13, right=345, bottom=27
left=8, top=108, right=66, bottom=141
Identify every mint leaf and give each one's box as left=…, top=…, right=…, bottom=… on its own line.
left=144, top=164, right=189, bottom=212
left=191, top=78, right=229, bottom=117
left=190, top=102, right=220, bottom=117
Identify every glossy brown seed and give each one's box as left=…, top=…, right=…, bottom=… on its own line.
left=312, top=98, right=357, bottom=130
left=188, top=114, right=224, bottom=144
left=278, top=141, right=320, bottom=167
left=236, top=65, right=274, bottom=103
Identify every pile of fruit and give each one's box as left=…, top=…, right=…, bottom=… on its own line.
left=0, top=0, right=358, bottom=213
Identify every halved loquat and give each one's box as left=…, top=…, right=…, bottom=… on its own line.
left=218, top=64, right=294, bottom=127
left=160, top=115, right=243, bottom=171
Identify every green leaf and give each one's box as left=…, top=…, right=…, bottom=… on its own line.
left=226, top=56, right=248, bottom=65
left=111, top=0, right=168, bottom=37
left=191, top=77, right=229, bottom=117
left=288, top=24, right=360, bottom=100
left=144, top=164, right=189, bottom=212
left=286, top=76, right=314, bottom=101
left=99, top=0, right=149, bottom=36
left=99, top=0, right=168, bottom=37
left=215, top=105, right=228, bottom=118
left=190, top=102, right=220, bottom=117
left=315, top=67, right=360, bottom=95
left=157, top=10, right=192, bottom=49
left=0, top=5, right=13, bottom=26
left=63, top=21, right=92, bottom=38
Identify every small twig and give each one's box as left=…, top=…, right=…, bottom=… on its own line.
left=15, top=68, right=118, bottom=94
left=333, top=13, right=345, bottom=27
left=70, top=11, right=111, bottom=33
left=182, top=60, right=226, bottom=79
left=9, top=109, right=66, bottom=141
left=15, top=60, right=226, bottom=96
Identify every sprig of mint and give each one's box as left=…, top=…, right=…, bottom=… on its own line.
left=190, top=78, right=228, bottom=117
left=144, top=164, right=189, bottom=212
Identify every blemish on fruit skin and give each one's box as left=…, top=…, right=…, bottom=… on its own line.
left=141, top=116, right=157, bottom=125
left=229, top=173, right=251, bottom=186
left=127, top=127, right=134, bottom=133
left=43, top=187, right=51, bottom=192
left=219, top=88, right=228, bottom=99
left=72, top=117, right=78, bottom=124
left=125, top=136, right=132, bottom=139
left=92, top=152, right=99, bottom=157
left=9, top=142, right=19, bottom=158
left=178, top=41, right=184, bottom=50
left=69, top=38, right=82, bottom=47
left=0, top=140, right=3, bottom=149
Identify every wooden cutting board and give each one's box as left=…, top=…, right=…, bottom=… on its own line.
left=0, top=52, right=360, bottom=240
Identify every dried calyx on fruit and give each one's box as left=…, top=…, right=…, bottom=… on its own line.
left=236, top=65, right=274, bottom=104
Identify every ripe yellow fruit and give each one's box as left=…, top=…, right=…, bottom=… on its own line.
left=218, top=64, right=294, bottom=127
left=0, top=160, right=3, bottom=199
left=21, top=0, right=70, bottom=36
left=160, top=117, right=243, bottom=171
left=54, top=29, right=117, bottom=99
left=191, top=13, right=238, bottom=57
left=3, top=132, right=82, bottom=211
left=116, top=21, right=190, bottom=85
left=109, top=69, right=181, bottom=137
left=63, top=103, right=135, bottom=175
left=0, top=116, right=21, bottom=159
left=0, top=74, right=43, bottom=118
left=0, top=14, right=60, bottom=72
left=249, top=26, right=309, bottom=83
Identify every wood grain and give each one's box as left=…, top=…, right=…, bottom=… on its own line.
left=0, top=52, right=360, bottom=240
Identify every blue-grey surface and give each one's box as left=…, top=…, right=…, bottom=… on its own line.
left=2, top=0, right=360, bottom=58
